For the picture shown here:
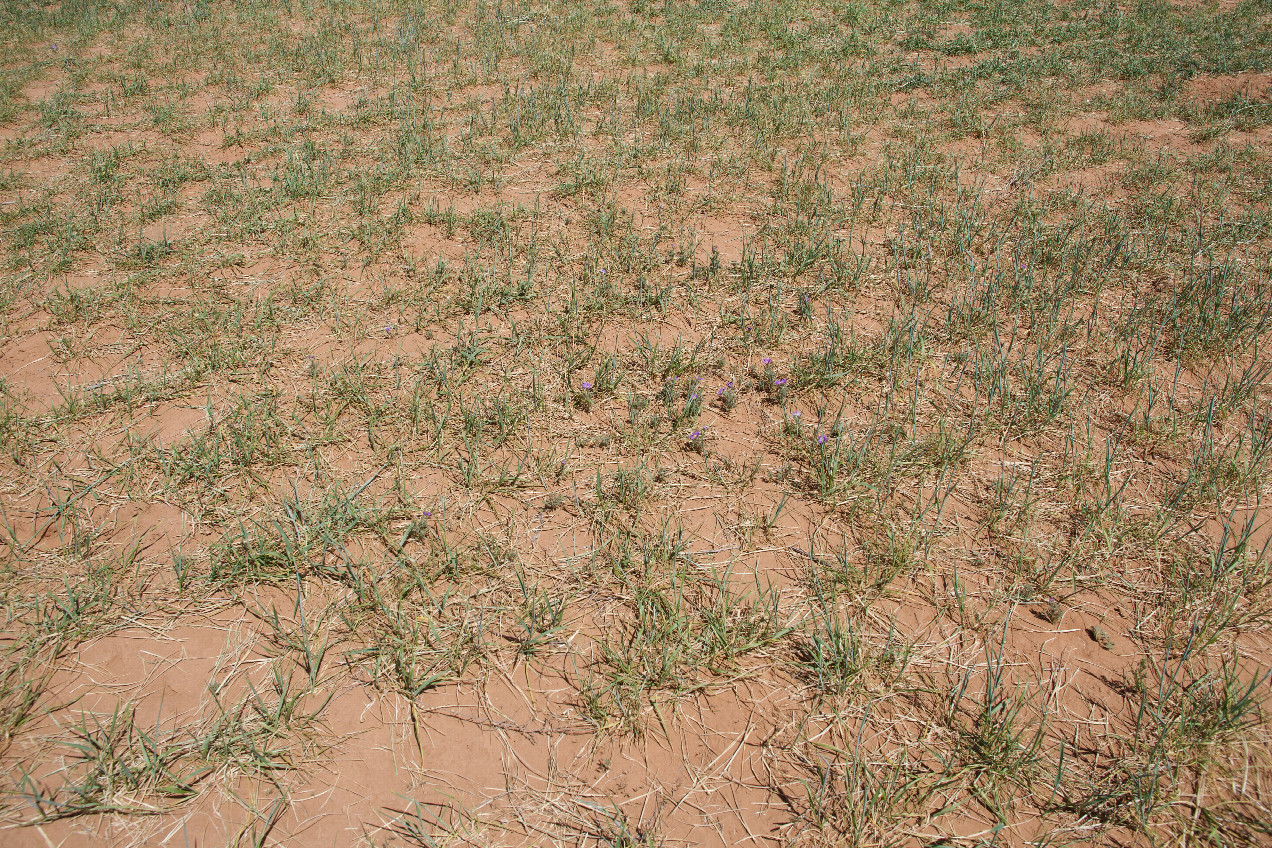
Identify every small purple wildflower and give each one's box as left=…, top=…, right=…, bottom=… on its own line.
left=817, top=434, right=829, bottom=445
left=762, top=357, right=772, bottom=365
left=774, top=378, right=787, bottom=386
left=791, top=410, right=801, bottom=418
left=580, top=381, right=593, bottom=391
left=689, top=429, right=701, bottom=439
left=717, top=386, right=725, bottom=396
left=599, top=268, right=607, bottom=274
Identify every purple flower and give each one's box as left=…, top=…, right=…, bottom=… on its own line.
left=774, top=378, right=787, bottom=386
left=422, top=510, right=432, bottom=518
left=791, top=411, right=801, bottom=418
left=817, top=434, right=829, bottom=445
left=762, top=357, right=772, bottom=365
left=717, top=387, right=725, bottom=396
left=689, top=429, right=701, bottom=439
left=581, top=381, right=593, bottom=390
left=599, top=268, right=607, bottom=274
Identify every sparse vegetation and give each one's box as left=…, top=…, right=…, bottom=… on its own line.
left=1, top=0, right=1272, bottom=844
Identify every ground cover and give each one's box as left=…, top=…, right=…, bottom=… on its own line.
left=2, top=0, right=1272, bottom=844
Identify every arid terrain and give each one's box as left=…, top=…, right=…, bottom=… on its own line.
left=2, top=0, right=1272, bottom=845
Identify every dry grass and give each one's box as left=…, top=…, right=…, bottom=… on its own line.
left=2, top=0, right=1272, bottom=845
